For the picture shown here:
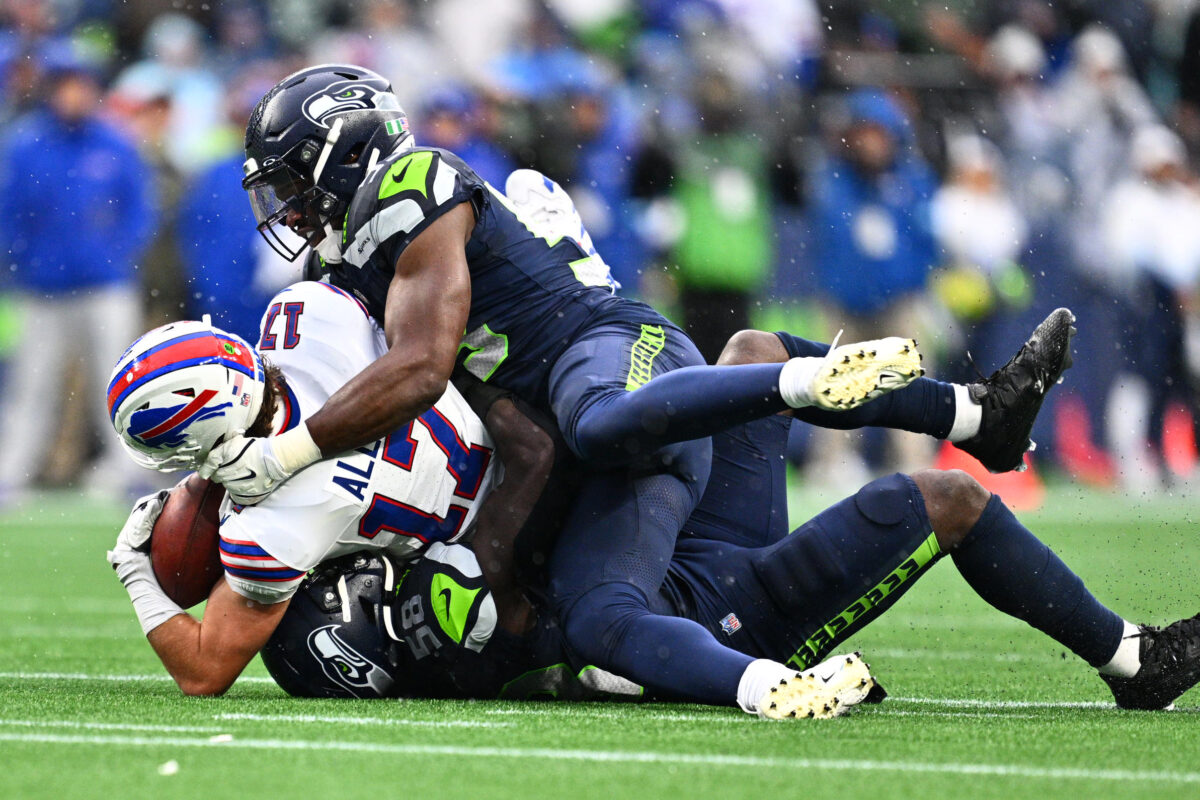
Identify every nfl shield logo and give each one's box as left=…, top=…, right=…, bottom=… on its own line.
left=720, top=613, right=742, bottom=635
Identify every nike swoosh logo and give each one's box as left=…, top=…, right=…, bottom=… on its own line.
left=232, top=468, right=257, bottom=483
left=439, top=587, right=454, bottom=621
left=391, top=160, right=411, bottom=184
left=820, top=673, right=834, bottom=684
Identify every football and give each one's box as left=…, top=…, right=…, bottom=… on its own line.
left=151, top=474, right=226, bottom=608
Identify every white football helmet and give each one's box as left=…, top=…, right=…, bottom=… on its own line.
left=107, top=320, right=266, bottom=472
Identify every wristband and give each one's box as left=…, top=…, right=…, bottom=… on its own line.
left=271, top=422, right=323, bottom=476
left=114, top=551, right=185, bottom=635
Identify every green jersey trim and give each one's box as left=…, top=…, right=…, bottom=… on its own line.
left=785, top=532, right=942, bottom=670
left=625, top=324, right=667, bottom=391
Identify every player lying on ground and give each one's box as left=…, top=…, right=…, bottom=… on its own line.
left=203, top=65, right=1062, bottom=705
left=261, top=330, right=1200, bottom=714
left=102, top=277, right=946, bottom=713
left=108, top=281, right=1195, bottom=714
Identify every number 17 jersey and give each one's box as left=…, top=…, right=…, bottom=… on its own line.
left=219, top=280, right=499, bottom=605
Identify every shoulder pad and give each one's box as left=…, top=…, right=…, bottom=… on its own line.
left=342, top=147, right=482, bottom=269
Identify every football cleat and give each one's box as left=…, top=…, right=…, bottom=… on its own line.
left=1102, top=614, right=1200, bottom=710
left=955, top=308, right=1076, bottom=473
left=810, top=337, right=924, bottom=411
left=757, top=652, right=886, bottom=720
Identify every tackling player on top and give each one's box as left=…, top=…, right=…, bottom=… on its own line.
left=200, top=64, right=1077, bottom=709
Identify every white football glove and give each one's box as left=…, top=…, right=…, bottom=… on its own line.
left=197, top=423, right=322, bottom=505
left=107, top=490, right=185, bottom=634
left=107, top=490, right=169, bottom=576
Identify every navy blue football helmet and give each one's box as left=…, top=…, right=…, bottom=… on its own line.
left=242, top=64, right=412, bottom=260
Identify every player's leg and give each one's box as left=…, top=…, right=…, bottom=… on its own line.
left=764, top=306, right=1077, bottom=472
left=547, top=461, right=762, bottom=705
left=550, top=321, right=922, bottom=467
left=930, top=469, right=1200, bottom=709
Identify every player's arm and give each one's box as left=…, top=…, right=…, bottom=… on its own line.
left=303, top=201, right=475, bottom=453
left=202, top=202, right=475, bottom=502
left=107, top=493, right=289, bottom=696
left=454, top=373, right=557, bottom=635
left=146, top=581, right=289, bottom=696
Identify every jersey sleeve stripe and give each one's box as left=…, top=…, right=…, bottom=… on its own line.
left=222, top=565, right=307, bottom=583
left=218, top=538, right=274, bottom=557
left=220, top=560, right=306, bottom=579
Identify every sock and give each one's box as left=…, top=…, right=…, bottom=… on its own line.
left=1098, top=621, right=1143, bottom=678
left=773, top=331, right=958, bottom=438
left=947, top=384, right=982, bottom=442
left=778, top=357, right=824, bottom=408
left=737, top=659, right=799, bottom=713
left=951, top=494, right=1125, bottom=667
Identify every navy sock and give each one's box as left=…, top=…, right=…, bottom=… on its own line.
left=774, top=331, right=957, bottom=439
left=951, top=494, right=1124, bottom=667
left=573, top=362, right=787, bottom=462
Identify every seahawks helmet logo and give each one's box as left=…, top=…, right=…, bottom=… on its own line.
left=301, top=79, right=399, bottom=128
left=306, top=624, right=393, bottom=697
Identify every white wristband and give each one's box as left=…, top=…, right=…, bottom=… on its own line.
left=271, top=422, right=323, bottom=476
left=115, top=551, right=185, bottom=635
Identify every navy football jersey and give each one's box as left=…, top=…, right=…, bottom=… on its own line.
left=327, top=146, right=665, bottom=409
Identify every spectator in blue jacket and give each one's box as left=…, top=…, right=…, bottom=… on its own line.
left=812, top=88, right=938, bottom=325
left=0, top=48, right=154, bottom=502
left=808, top=88, right=939, bottom=476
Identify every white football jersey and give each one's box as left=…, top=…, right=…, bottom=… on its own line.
left=218, top=281, right=498, bottom=603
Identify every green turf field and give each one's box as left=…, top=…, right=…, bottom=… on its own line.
left=2, top=483, right=1199, bottom=800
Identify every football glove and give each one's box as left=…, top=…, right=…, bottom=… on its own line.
left=107, top=490, right=185, bottom=634
left=198, top=423, right=322, bottom=505
left=107, top=490, right=169, bottom=573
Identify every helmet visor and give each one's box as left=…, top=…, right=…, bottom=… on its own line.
left=243, top=160, right=321, bottom=261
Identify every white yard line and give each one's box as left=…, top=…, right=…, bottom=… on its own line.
left=1, top=731, right=1198, bottom=784
left=0, top=671, right=276, bottom=684
left=213, top=713, right=511, bottom=729
left=0, top=719, right=226, bottom=734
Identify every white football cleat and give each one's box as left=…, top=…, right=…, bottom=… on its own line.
left=756, top=652, right=884, bottom=720
left=810, top=336, right=924, bottom=411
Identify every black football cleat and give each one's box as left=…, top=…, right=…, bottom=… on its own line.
left=954, top=308, right=1076, bottom=473
left=1102, top=615, right=1200, bottom=710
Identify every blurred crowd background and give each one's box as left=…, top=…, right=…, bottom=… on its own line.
left=1, top=0, right=1199, bottom=503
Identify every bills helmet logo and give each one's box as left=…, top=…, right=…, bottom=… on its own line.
left=306, top=625, right=393, bottom=697
left=127, top=389, right=231, bottom=449
left=302, top=80, right=390, bottom=129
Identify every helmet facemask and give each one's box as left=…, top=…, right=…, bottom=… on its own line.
left=243, top=124, right=345, bottom=262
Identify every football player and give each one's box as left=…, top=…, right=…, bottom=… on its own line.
left=107, top=283, right=881, bottom=716
left=107, top=286, right=1200, bottom=714
left=199, top=64, right=1076, bottom=709
left=260, top=329, right=1200, bottom=713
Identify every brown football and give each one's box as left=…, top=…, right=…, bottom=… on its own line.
left=151, top=474, right=226, bottom=608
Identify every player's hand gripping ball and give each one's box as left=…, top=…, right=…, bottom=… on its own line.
left=150, top=474, right=226, bottom=608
